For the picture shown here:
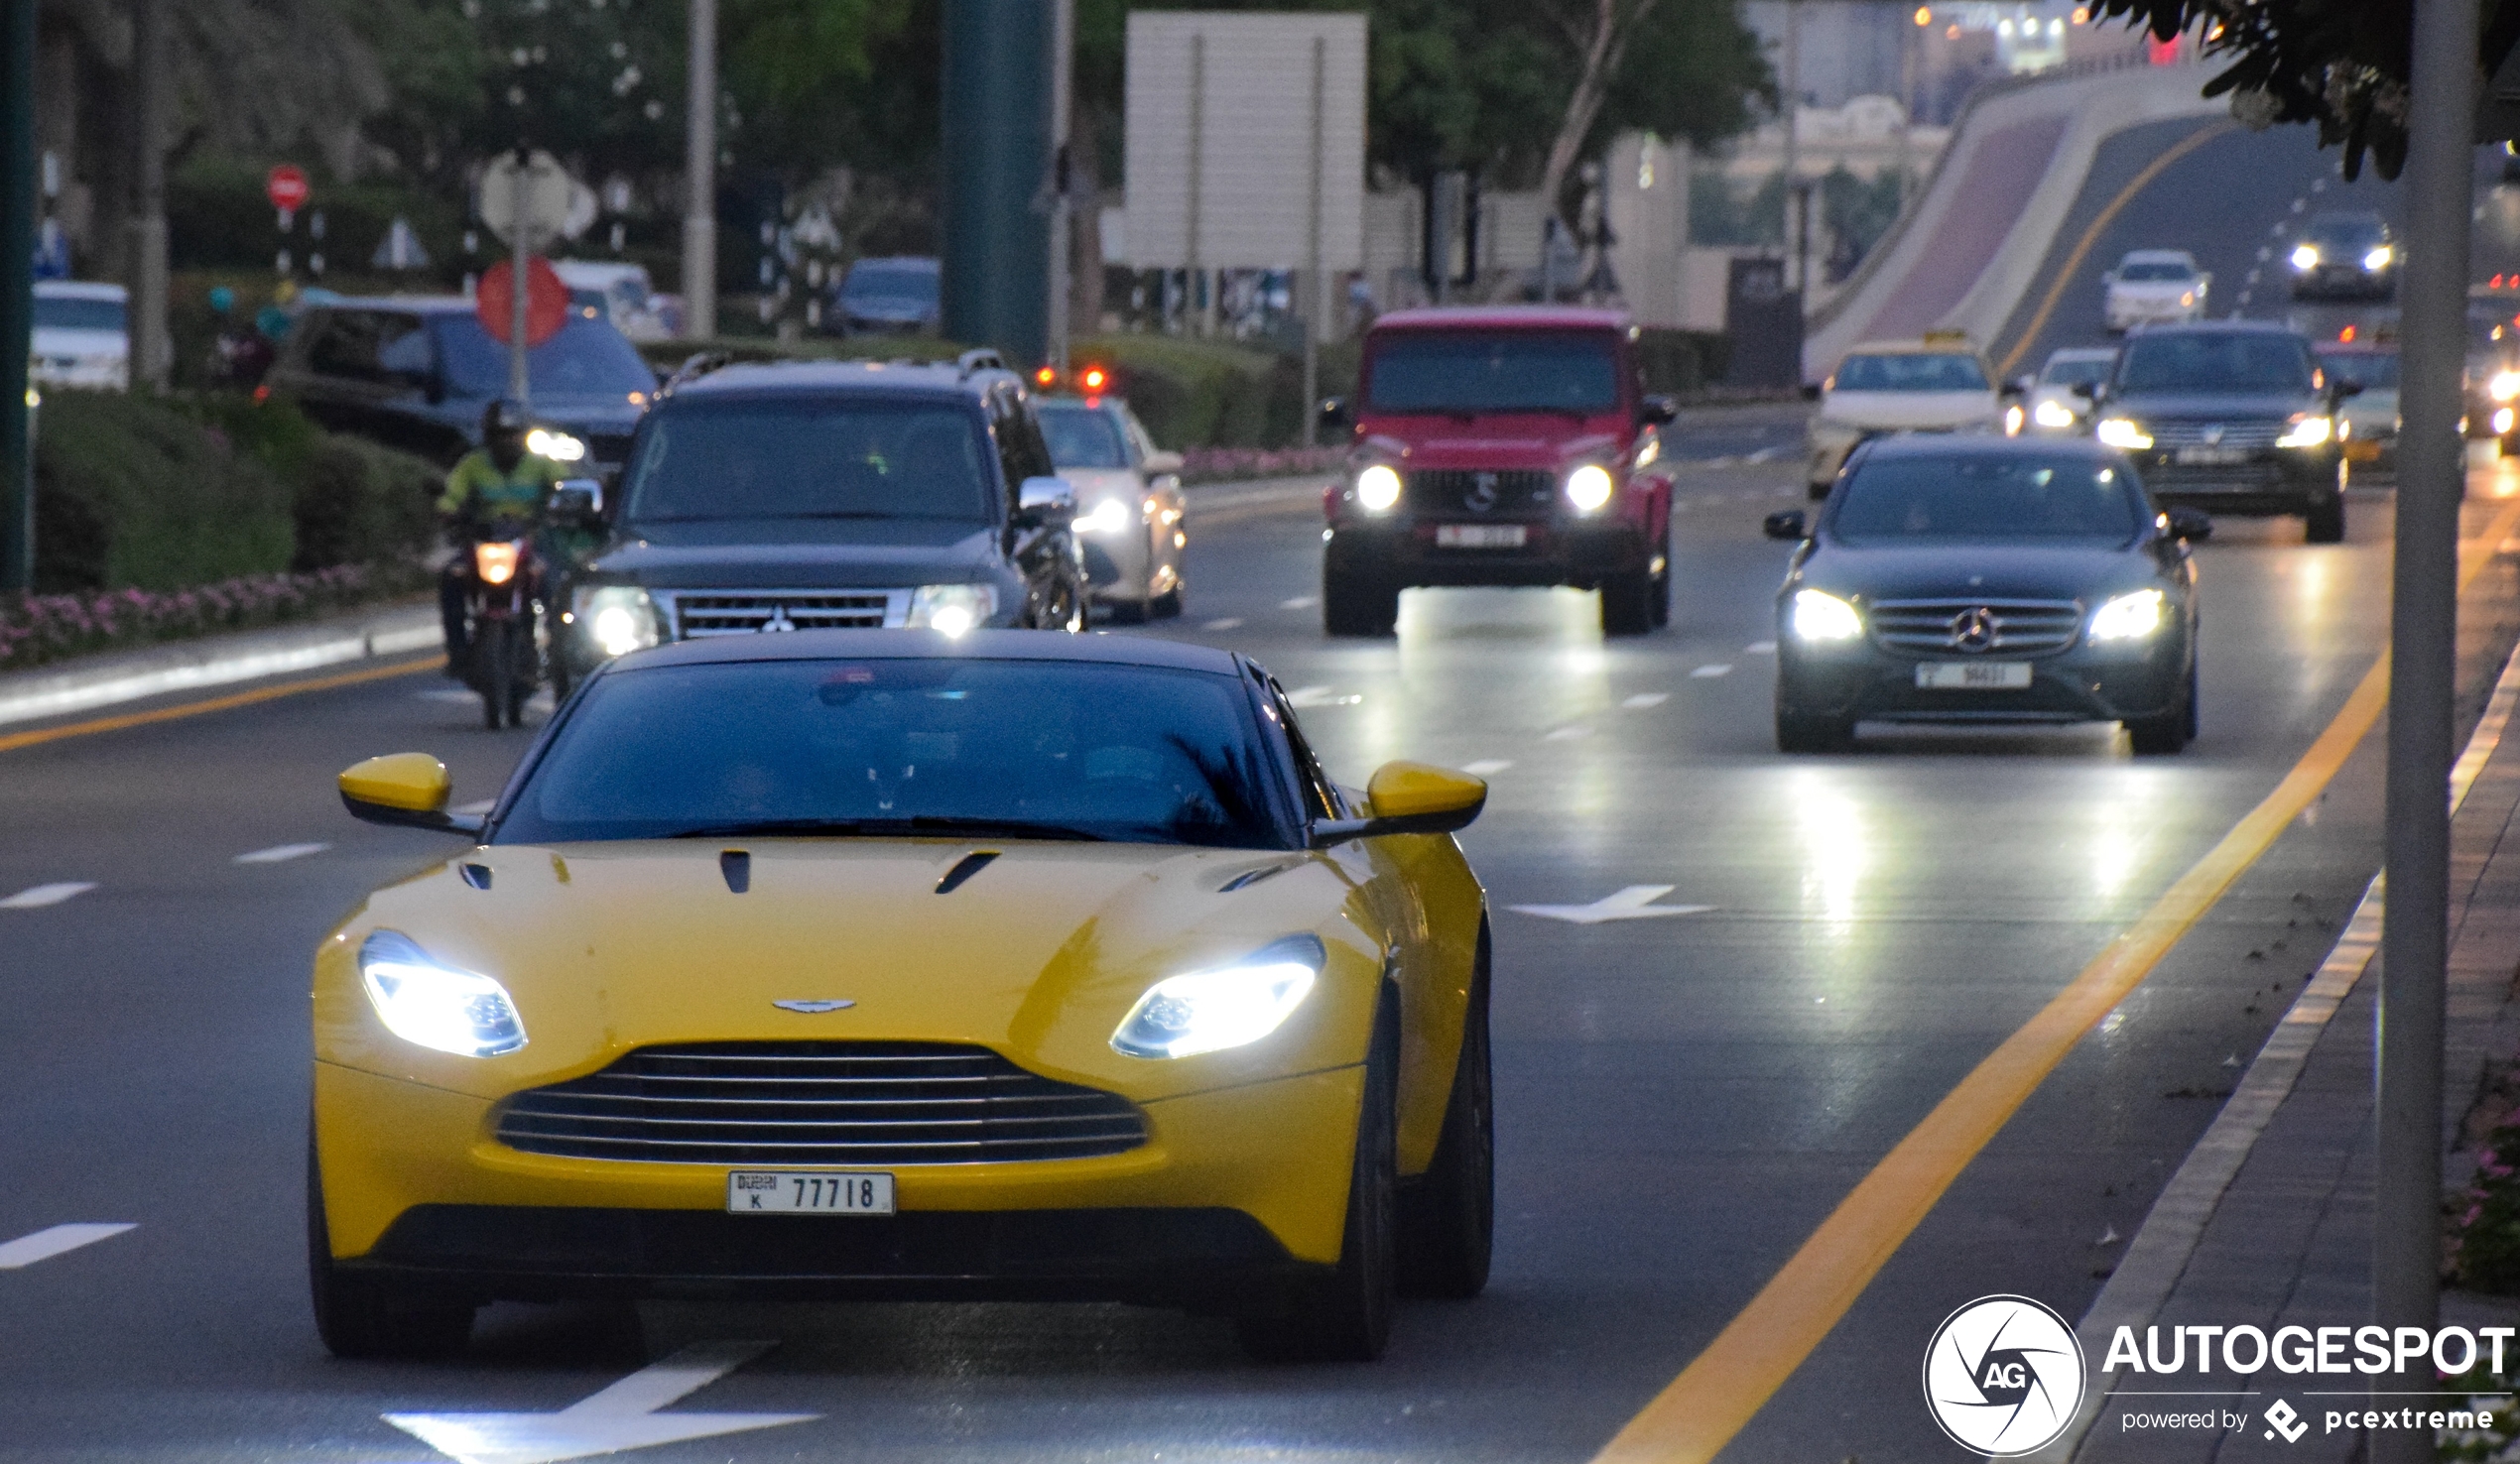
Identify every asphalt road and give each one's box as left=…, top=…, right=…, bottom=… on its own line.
left=7, top=431, right=2520, bottom=1460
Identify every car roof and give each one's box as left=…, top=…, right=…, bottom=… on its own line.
left=2121, top=319, right=2308, bottom=338
left=2045, top=346, right=2118, bottom=362
left=1844, top=337, right=1983, bottom=356
left=664, top=358, right=1020, bottom=403
left=1368, top=305, right=1633, bottom=333
left=613, top=629, right=1246, bottom=677
left=1855, top=433, right=2123, bottom=464
left=35, top=280, right=127, bottom=301
left=2119, top=249, right=2196, bottom=263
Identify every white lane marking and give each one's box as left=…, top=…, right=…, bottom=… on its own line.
left=1286, top=685, right=1359, bottom=708
left=385, top=1339, right=815, bottom=1464
left=1279, top=595, right=1319, bottom=610
left=1622, top=692, right=1669, bottom=709
left=1692, top=664, right=1734, bottom=678
left=1201, top=617, right=1244, bottom=631
left=1510, top=885, right=1716, bottom=924
left=1461, top=760, right=1514, bottom=776
left=235, top=842, right=329, bottom=865
left=1745, top=445, right=1785, bottom=463
left=2256, top=245, right=2272, bottom=261
left=414, top=689, right=477, bottom=704
left=1744, top=641, right=1778, bottom=654
left=453, top=799, right=497, bottom=816
left=0, top=883, right=96, bottom=910
left=1542, top=725, right=1589, bottom=741
left=0, top=1223, right=134, bottom=1269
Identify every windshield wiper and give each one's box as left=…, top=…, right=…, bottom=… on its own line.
left=667, top=816, right=1106, bottom=842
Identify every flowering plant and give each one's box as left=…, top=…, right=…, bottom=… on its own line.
left=0, top=561, right=425, bottom=671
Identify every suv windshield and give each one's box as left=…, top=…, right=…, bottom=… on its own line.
left=34, top=296, right=125, bottom=331
left=2117, top=332, right=2317, bottom=394
left=1832, top=353, right=1990, bottom=392
left=435, top=314, right=656, bottom=398
left=1364, top=330, right=1621, bottom=415
left=1834, top=454, right=2144, bottom=545
left=625, top=398, right=996, bottom=524
left=1038, top=403, right=1131, bottom=468
left=496, top=658, right=1287, bottom=848
left=843, top=263, right=939, bottom=302
left=2041, top=355, right=2114, bottom=387
left=2307, top=215, right=2385, bottom=244
left=2117, top=261, right=2192, bottom=282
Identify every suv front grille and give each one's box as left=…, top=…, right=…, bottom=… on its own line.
left=1405, top=468, right=1559, bottom=518
left=495, top=1041, right=1151, bottom=1165
left=656, top=589, right=908, bottom=637
left=2144, top=420, right=2285, bottom=449
left=1869, top=598, right=2083, bottom=656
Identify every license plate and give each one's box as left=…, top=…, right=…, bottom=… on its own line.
left=2344, top=441, right=2381, bottom=461
left=2174, top=445, right=2249, bottom=465
left=726, top=1171, right=896, bottom=1215
left=1916, top=662, right=2032, bottom=689
left=1435, top=523, right=1528, bottom=549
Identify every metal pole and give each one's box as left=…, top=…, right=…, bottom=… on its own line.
left=1781, top=0, right=1800, bottom=291
left=1302, top=34, right=1324, bottom=448
left=0, top=0, right=35, bottom=592
left=682, top=0, right=718, bottom=340
left=1047, top=0, right=1073, bottom=373
left=128, top=0, right=168, bottom=392
left=2374, top=0, right=2476, bottom=1453
left=1186, top=33, right=1204, bottom=337
left=509, top=149, right=532, bottom=405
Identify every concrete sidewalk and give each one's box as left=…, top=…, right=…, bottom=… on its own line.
left=0, top=600, right=440, bottom=730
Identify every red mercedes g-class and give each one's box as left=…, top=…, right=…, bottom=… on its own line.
left=1320, top=306, right=1678, bottom=637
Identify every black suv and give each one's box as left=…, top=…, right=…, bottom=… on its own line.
left=2087, top=322, right=2351, bottom=543
left=265, top=296, right=653, bottom=473
left=561, top=352, right=1087, bottom=678
left=2286, top=211, right=2397, bottom=302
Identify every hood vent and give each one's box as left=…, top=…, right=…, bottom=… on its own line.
left=719, top=849, right=750, bottom=894
left=935, top=850, right=999, bottom=894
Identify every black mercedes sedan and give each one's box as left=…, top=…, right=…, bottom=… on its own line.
left=2086, top=322, right=2349, bottom=543
left=1762, top=436, right=2204, bottom=755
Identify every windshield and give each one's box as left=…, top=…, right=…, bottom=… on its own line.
left=434, top=314, right=656, bottom=398
left=843, top=263, right=939, bottom=301
left=34, top=296, right=125, bottom=331
left=2041, top=355, right=2114, bottom=387
left=2307, top=216, right=2385, bottom=244
left=2116, top=261, right=2192, bottom=282
left=1831, top=353, right=1990, bottom=392
left=2116, top=332, right=2316, bottom=394
left=1364, top=330, right=1621, bottom=415
left=1038, top=404, right=1131, bottom=469
left=1832, top=454, right=2145, bottom=544
left=625, top=399, right=996, bottom=524
left=2321, top=352, right=2400, bottom=389
left=497, top=658, right=1288, bottom=848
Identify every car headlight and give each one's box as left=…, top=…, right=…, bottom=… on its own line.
left=1354, top=463, right=1403, bottom=512
left=2291, top=244, right=2320, bottom=271
left=2276, top=414, right=2332, bottom=448
left=573, top=585, right=660, bottom=657
left=525, top=427, right=587, bottom=462
left=2033, top=398, right=2079, bottom=429
left=1565, top=463, right=1615, bottom=513
left=2497, top=408, right=2516, bottom=436
left=357, top=929, right=527, bottom=1057
left=2363, top=245, right=2393, bottom=271
left=2490, top=371, right=2520, bottom=403
left=1074, top=497, right=1136, bottom=536
left=908, top=582, right=997, bottom=636
left=1111, top=939, right=1323, bottom=1059
left=2089, top=588, right=2167, bottom=642
left=1790, top=588, right=1863, bottom=642
left=2095, top=418, right=2152, bottom=449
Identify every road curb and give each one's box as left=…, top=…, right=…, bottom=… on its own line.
left=0, top=602, right=441, bottom=730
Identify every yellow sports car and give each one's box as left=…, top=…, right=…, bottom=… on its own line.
left=311, top=631, right=1492, bottom=1362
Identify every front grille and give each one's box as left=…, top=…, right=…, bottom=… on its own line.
left=496, top=1041, right=1151, bottom=1165
left=657, top=589, right=906, bottom=636
left=2143, top=420, right=2286, bottom=449
left=1405, top=469, right=1559, bottom=518
left=1869, top=598, right=2083, bottom=656
left=586, top=432, right=635, bottom=466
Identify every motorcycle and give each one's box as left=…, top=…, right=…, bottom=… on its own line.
left=454, top=526, right=547, bottom=730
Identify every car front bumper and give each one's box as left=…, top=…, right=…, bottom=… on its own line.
left=1324, top=517, right=1657, bottom=588
left=1775, top=636, right=2190, bottom=725
left=2124, top=446, right=2337, bottom=517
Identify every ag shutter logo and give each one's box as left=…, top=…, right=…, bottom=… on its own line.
left=1923, top=1294, right=2087, bottom=1455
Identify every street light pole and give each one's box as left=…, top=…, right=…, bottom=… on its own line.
left=2374, top=0, right=2477, bottom=1454
left=1, top=0, right=35, bottom=593
left=683, top=0, right=718, bottom=340
left=1046, top=0, right=1073, bottom=375
left=128, top=0, right=169, bottom=393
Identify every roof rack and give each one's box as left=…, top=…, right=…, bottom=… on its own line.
left=956, top=347, right=1007, bottom=380
left=660, top=351, right=732, bottom=396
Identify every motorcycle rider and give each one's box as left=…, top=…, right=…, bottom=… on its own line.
left=437, top=399, right=566, bottom=671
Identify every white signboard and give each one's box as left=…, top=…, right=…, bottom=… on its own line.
left=1123, top=12, right=1366, bottom=272
left=478, top=151, right=597, bottom=249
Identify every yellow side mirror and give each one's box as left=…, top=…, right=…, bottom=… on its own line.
left=338, top=754, right=482, bottom=834
left=1312, top=761, right=1487, bottom=847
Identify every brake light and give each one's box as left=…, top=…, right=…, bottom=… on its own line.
left=1079, top=365, right=1108, bottom=392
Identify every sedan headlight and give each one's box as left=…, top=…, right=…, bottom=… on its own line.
left=2490, top=371, right=2520, bottom=403
left=2364, top=245, right=2393, bottom=271
left=525, top=427, right=587, bottom=462
left=908, top=582, right=997, bottom=636
left=2033, top=398, right=2079, bottom=429
left=1074, top=497, right=1136, bottom=536
left=358, top=929, right=527, bottom=1057
left=1111, top=939, right=1323, bottom=1058
left=2276, top=414, right=2332, bottom=448
left=2095, top=418, right=2153, bottom=449
left=573, top=585, right=659, bottom=658
left=1354, top=463, right=1403, bottom=512
left=1565, top=463, right=1615, bottom=513
left=2290, top=244, right=2320, bottom=271
left=2089, top=588, right=2167, bottom=642
left=1790, top=588, right=1863, bottom=642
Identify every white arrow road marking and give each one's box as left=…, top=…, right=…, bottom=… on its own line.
left=0, top=883, right=96, bottom=910
left=0, top=1223, right=135, bottom=1268
left=235, top=842, right=329, bottom=864
left=385, top=1339, right=815, bottom=1464
left=1508, top=886, right=1715, bottom=924
left=1461, top=759, right=1514, bottom=776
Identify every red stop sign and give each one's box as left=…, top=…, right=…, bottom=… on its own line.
left=266, top=165, right=310, bottom=211
left=475, top=257, right=571, bottom=348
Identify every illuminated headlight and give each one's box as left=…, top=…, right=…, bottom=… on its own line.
left=1565, top=463, right=1616, bottom=513
left=525, top=427, right=587, bottom=462
left=1354, top=463, right=1403, bottom=512
left=2490, top=371, right=2520, bottom=403
left=573, top=585, right=659, bottom=657
left=2003, top=403, right=2025, bottom=436
left=2095, top=418, right=2153, bottom=449
left=358, top=929, right=527, bottom=1058
left=908, top=582, right=997, bottom=637
left=2290, top=244, right=2320, bottom=271
left=2363, top=245, right=2393, bottom=271
left=1790, top=588, right=1863, bottom=642
left=2089, top=588, right=2166, bottom=642
left=2033, top=398, right=2079, bottom=429
left=2498, top=408, right=2517, bottom=436
left=1111, top=940, right=1323, bottom=1058
left=2275, top=414, right=2332, bottom=448
left=1074, top=497, right=1136, bottom=535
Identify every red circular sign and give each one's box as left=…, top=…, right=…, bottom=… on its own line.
left=474, top=258, right=571, bottom=349
left=265, top=165, right=310, bottom=211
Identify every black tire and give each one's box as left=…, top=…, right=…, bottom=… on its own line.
left=1400, top=923, right=1493, bottom=1300
left=2304, top=494, right=2345, bottom=544
left=1649, top=559, right=1672, bottom=629
left=308, top=1142, right=473, bottom=1360
left=1151, top=584, right=1184, bottom=620
left=1323, top=565, right=1400, bottom=638
left=1104, top=595, right=1150, bottom=626
left=1776, top=706, right=1852, bottom=754
left=1600, top=571, right=1656, bottom=637
left=1238, top=992, right=1400, bottom=1363
left=2127, top=659, right=2198, bottom=756
left=479, top=622, right=510, bottom=731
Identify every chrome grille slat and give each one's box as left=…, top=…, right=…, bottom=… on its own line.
left=2143, top=421, right=2285, bottom=448
left=495, top=1041, right=1150, bottom=1165
left=1868, top=597, right=2083, bottom=657
left=653, top=588, right=910, bottom=638
left=1404, top=468, right=1559, bottom=519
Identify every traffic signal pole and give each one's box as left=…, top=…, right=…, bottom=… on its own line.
left=1, top=0, right=35, bottom=592
left=682, top=0, right=717, bottom=340
left=128, top=0, right=169, bottom=393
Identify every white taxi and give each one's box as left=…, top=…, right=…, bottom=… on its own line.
left=1806, top=334, right=2008, bottom=498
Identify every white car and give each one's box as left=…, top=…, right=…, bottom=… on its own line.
left=1807, top=335, right=2007, bottom=497
left=2102, top=250, right=2209, bottom=332
left=31, top=280, right=129, bottom=391
left=551, top=260, right=680, bottom=341
left=1036, top=394, right=1189, bottom=622
left=2026, top=346, right=2117, bottom=433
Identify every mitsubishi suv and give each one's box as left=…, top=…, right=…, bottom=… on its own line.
left=1319, top=307, right=1678, bottom=637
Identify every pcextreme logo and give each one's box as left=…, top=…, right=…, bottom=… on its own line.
left=1923, top=1295, right=2087, bottom=1456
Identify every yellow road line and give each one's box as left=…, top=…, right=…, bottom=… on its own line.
left=0, top=655, right=444, bottom=756
left=1592, top=491, right=2520, bottom=1464
left=1996, top=122, right=2236, bottom=379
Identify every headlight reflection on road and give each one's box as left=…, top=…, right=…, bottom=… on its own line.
left=1789, top=773, right=1869, bottom=930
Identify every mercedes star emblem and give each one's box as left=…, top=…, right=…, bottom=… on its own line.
left=773, top=999, right=856, bottom=1014
left=1466, top=472, right=1500, bottom=513
left=1948, top=606, right=2001, bottom=653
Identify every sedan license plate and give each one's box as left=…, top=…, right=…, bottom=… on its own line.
left=727, top=1171, right=896, bottom=1215
left=2174, top=445, right=2249, bottom=465
left=2344, top=440, right=2382, bottom=462
left=1916, top=662, right=2032, bottom=690
left=1435, top=523, right=1527, bottom=549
